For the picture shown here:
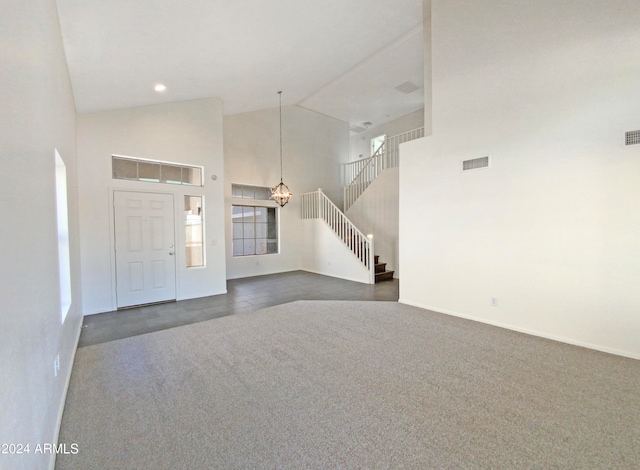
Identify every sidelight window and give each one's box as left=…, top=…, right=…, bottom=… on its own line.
left=185, top=196, right=204, bottom=267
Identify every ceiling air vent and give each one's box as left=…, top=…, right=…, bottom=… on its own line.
left=625, top=130, right=640, bottom=146
left=394, top=81, right=421, bottom=94
left=462, top=156, right=490, bottom=171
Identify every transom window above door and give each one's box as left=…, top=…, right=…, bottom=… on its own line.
left=112, top=155, right=203, bottom=186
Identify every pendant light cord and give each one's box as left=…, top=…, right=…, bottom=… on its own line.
left=278, top=91, right=283, bottom=183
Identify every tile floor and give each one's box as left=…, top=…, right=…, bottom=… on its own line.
left=79, top=270, right=399, bottom=347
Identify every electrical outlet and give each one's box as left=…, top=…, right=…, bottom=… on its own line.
left=54, top=354, right=60, bottom=377
left=491, top=297, right=498, bottom=307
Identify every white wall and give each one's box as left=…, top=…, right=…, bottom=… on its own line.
left=77, top=98, right=226, bottom=314
left=0, top=1, right=83, bottom=468
left=349, top=109, right=424, bottom=161
left=400, top=0, right=640, bottom=358
left=300, top=219, right=371, bottom=284
left=346, top=168, right=399, bottom=277
left=224, top=105, right=349, bottom=279
left=422, top=0, right=432, bottom=136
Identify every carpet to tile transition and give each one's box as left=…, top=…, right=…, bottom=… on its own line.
left=56, top=301, right=640, bottom=469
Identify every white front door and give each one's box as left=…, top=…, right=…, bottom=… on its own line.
left=114, top=191, right=176, bottom=308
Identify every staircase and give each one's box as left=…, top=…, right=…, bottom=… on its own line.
left=338, top=126, right=424, bottom=283
left=374, top=255, right=394, bottom=283
left=300, top=128, right=425, bottom=285
left=301, top=189, right=375, bottom=284
left=344, top=127, right=424, bottom=211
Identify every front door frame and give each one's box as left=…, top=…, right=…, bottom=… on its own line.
left=110, top=188, right=179, bottom=309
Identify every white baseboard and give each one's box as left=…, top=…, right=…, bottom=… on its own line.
left=49, top=321, right=82, bottom=470
left=398, top=299, right=640, bottom=361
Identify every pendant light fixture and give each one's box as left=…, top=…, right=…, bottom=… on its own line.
left=271, top=91, right=292, bottom=207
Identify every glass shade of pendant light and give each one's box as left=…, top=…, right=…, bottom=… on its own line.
left=272, top=91, right=292, bottom=207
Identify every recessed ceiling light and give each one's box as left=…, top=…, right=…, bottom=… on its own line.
left=154, top=84, right=167, bottom=93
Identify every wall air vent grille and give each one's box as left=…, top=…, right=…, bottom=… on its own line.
left=395, top=81, right=421, bottom=94
left=625, top=130, right=640, bottom=146
left=462, top=156, right=490, bottom=171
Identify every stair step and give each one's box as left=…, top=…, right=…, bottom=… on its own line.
left=374, top=255, right=380, bottom=264
left=375, top=270, right=394, bottom=283
left=375, top=262, right=387, bottom=273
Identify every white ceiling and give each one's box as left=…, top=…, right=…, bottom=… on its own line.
left=56, top=0, right=424, bottom=130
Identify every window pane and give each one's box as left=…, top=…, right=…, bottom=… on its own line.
left=113, top=158, right=137, bottom=179
left=232, top=184, right=243, bottom=198
left=185, top=196, right=204, bottom=267
left=243, top=239, right=255, bottom=255
left=256, top=239, right=268, bottom=254
left=242, top=206, right=255, bottom=223
left=255, top=223, right=267, bottom=238
left=161, top=164, right=182, bottom=184
left=139, top=161, right=160, bottom=182
left=232, top=223, right=243, bottom=238
left=267, top=208, right=277, bottom=238
left=112, top=156, right=200, bottom=186
left=243, top=223, right=255, bottom=239
left=232, top=204, right=278, bottom=257
left=232, top=205, right=244, bottom=219
left=242, top=186, right=255, bottom=199
left=55, top=150, right=72, bottom=323
left=182, top=167, right=202, bottom=186
left=230, top=184, right=274, bottom=200
left=256, top=187, right=270, bottom=200
left=232, top=241, right=244, bottom=256
left=254, top=207, right=268, bottom=223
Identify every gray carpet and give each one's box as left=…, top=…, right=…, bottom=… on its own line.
left=56, top=301, right=640, bottom=469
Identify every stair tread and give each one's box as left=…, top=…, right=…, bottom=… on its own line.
left=375, top=269, right=395, bottom=283
left=373, top=254, right=393, bottom=282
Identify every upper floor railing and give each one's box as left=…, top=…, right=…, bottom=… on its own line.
left=343, top=127, right=424, bottom=211
left=343, top=127, right=424, bottom=185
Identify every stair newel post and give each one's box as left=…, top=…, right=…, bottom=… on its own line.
left=367, top=233, right=375, bottom=285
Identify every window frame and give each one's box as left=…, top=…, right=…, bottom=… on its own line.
left=231, top=203, right=279, bottom=257
left=112, top=155, right=203, bottom=187
left=231, top=183, right=274, bottom=201
left=231, top=183, right=280, bottom=258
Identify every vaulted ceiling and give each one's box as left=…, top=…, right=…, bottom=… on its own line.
left=56, top=0, right=424, bottom=131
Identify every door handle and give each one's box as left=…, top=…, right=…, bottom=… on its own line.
left=169, top=251, right=175, bottom=255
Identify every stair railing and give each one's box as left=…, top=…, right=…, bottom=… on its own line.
left=301, top=189, right=375, bottom=284
left=344, top=158, right=370, bottom=185
left=344, top=143, right=386, bottom=211
left=385, top=127, right=425, bottom=168
left=343, top=127, right=425, bottom=211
